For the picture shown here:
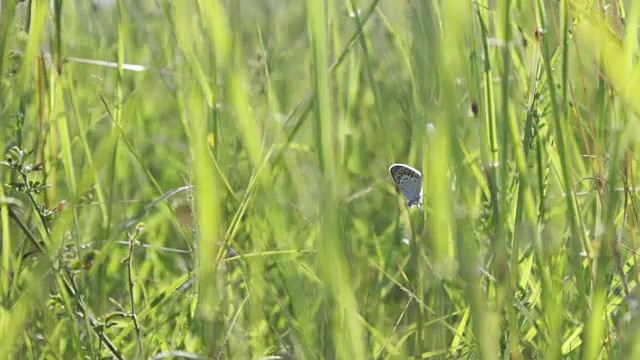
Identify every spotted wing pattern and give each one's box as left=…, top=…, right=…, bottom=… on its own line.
left=388, top=163, right=423, bottom=207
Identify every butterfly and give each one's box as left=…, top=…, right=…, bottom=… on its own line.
left=388, top=163, right=423, bottom=208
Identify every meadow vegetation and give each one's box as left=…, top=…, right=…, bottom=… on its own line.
left=1, top=0, right=640, bottom=358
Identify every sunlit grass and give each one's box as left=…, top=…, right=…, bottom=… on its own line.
left=2, top=0, right=640, bottom=359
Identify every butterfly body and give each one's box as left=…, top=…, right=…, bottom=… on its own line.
left=388, top=163, right=423, bottom=208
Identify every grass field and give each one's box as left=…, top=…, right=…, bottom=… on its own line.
left=2, top=0, right=640, bottom=358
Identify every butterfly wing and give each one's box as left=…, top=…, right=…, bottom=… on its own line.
left=389, top=163, right=423, bottom=206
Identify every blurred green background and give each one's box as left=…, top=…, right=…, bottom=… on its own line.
left=2, top=0, right=640, bottom=359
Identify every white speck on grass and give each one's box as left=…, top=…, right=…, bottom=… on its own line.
left=349, top=8, right=363, bottom=18
left=426, top=123, right=436, bottom=134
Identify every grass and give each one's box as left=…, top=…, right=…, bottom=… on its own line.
left=1, top=0, right=640, bottom=358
